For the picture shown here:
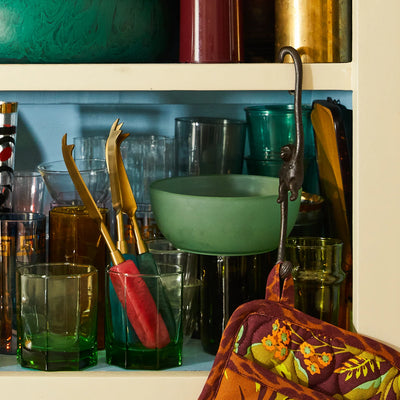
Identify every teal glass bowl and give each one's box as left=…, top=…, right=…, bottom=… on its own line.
left=150, top=174, right=301, bottom=256
left=0, top=0, right=178, bottom=63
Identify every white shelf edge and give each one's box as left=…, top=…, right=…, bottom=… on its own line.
left=0, top=370, right=209, bottom=400
left=0, top=63, right=353, bottom=91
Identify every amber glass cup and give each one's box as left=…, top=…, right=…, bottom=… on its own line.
left=48, top=206, right=108, bottom=348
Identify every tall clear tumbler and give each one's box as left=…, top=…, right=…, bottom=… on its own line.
left=120, top=135, right=174, bottom=248
left=175, top=117, right=246, bottom=176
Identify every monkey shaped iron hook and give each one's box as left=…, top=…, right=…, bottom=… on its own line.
left=276, top=47, right=305, bottom=279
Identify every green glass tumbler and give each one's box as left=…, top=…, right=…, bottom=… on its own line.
left=105, top=264, right=183, bottom=370
left=16, top=263, right=98, bottom=371
left=245, top=104, right=314, bottom=160
left=245, top=104, right=319, bottom=194
left=286, top=237, right=345, bottom=325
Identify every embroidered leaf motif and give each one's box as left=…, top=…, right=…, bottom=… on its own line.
left=234, top=325, right=244, bottom=354
left=335, top=355, right=380, bottom=381
left=274, top=360, right=292, bottom=381
left=369, top=360, right=375, bottom=373
left=293, top=355, right=309, bottom=385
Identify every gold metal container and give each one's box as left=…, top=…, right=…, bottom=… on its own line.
left=275, top=0, right=351, bottom=63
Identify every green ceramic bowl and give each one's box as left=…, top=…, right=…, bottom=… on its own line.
left=150, top=174, right=301, bottom=256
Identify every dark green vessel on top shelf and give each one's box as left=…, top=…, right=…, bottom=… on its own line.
left=0, top=0, right=179, bottom=63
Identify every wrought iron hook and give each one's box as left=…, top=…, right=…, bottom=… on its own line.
left=276, top=46, right=305, bottom=279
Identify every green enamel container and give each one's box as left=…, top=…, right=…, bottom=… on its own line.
left=150, top=174, right=301, bottom=256
left=0, top=0, right=178, bottom=63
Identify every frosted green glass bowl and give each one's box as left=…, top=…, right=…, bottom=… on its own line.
left=0, top=0, right=178, bottom=63
left=150, top=174, right=301, bottom=256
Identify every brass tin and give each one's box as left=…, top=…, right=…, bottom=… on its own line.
left=275, top=0, right=351, bottom=63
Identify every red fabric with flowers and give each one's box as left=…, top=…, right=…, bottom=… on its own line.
left=198, top=264, right=400, bottom=400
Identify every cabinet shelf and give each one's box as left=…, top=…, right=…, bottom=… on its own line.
left=0, top=62, right=352, bottom=91
left=0, top=340, right=213, bottom=400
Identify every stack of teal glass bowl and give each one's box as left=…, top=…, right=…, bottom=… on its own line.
left=244, top=104, right=319, bottom=194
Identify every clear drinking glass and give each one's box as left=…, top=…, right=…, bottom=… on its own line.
left=147, top=238, right=201, bottom=344
left=120, top=134, right=175, bottom=205
left=175, top=117, right=246, bottom=176
left=12, top=171, right=45, bottom=213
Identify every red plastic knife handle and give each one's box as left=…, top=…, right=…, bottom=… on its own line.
left=110, top=259, right=170, bottom=349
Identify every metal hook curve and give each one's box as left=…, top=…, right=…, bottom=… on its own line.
left=276, top=46, right=305, bottom=277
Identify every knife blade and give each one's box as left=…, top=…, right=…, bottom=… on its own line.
left=62, top=133, right=124, bottom=266
left=112, top=128, right=148, bottom=255
left=105, top=119, right=130, bottom=254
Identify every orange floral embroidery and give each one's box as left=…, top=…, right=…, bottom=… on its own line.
left=261, top=320, right=292, bottom=361
left=274, top=342, right=289, bottom=361
left=262, top=335, right=276, bottom=351
left=300, top=342, right=315, bottom=358
left=278, top=326, right=291, bottom=345
left=318, top=352, right=333, bottom=366
left=272, top=319, right=280, bottom=332
left=304, top=358, right=321, bottom=375
left=298, top=343, right=333, bottom=375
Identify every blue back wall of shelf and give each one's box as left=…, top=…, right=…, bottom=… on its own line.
left=0, top=90, right=352, bottom=170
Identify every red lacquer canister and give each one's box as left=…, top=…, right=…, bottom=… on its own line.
left=180, top=0, right=243, bottom=63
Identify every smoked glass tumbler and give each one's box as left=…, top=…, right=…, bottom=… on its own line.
left=286, top=237, right=345, bottom=325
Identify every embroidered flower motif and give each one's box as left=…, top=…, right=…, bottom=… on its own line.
left=318, top=352, right=333, bottom=366
left=300, top=342, right=315, bottom=358
left=274, top=342, right=289, bottom=361
left=272, top=319, right=280, bottom=332
left=279, top=326, right=291, bottom=345
left=298, top=343, right=333, bottom=376
left=304, top=358, right=321, bottom=375
left=262, top=335, right=276, bottom=351
left=261, top=320, right=292, bottom=362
